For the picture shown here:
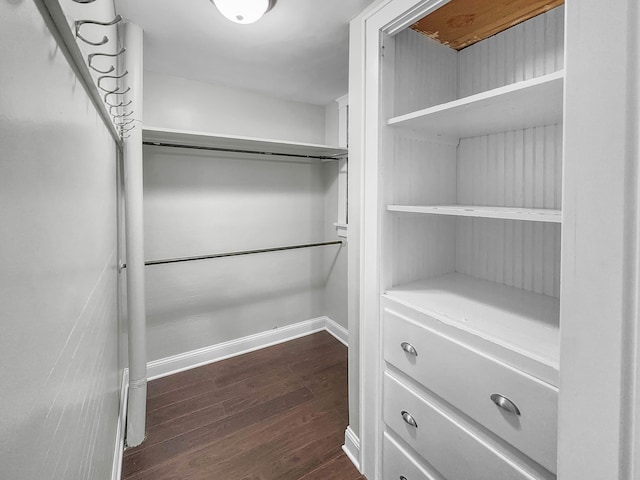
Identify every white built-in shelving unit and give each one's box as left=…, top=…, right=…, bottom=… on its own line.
left=383, top=5, right=565, bottom=379
left=365, top=3, right=566, bottom=479
left=354, top=0, right=640, bottom=477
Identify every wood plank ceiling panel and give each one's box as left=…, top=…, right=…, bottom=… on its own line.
left=411, top=0, right=564, bottom=50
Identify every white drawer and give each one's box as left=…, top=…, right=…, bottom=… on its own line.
left=383, top=307, right=558, bottom=473
left=384, top=371, right=555, bottom=480
left=383, top=431, right=444, bottom=480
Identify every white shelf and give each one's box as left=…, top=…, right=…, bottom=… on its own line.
left=388, top=71, right=564, bottom=139
left=385, top=272, right=560, bottom=385
left=387, top=205, right=562, bottom=223
left=142, top=126, right=348, bottom=160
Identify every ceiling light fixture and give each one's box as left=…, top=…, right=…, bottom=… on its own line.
left=211, top=0, right=276, bottom=25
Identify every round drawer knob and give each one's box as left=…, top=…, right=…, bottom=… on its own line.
left=401, top=342, right=418, bottom=356
left=490, top=393, right=521, bottom=416
left=401, top=410, right=418, bottom=428
left=400, top=476, right=408, bottom=480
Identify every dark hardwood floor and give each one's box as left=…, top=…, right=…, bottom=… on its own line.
left=122, top=331, right=365, bottom=480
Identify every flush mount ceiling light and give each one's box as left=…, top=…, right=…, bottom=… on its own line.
left=211, top=0, right=276, bottom=25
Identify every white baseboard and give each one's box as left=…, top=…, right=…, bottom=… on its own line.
left=111, top=369, right=129, bottom=480
left=342, top=426, right=361, bottom=472
left=115, top=317, right=349, bottom=475
left=147, top=316, right=348, bottom=381
left=325, top=317, right=349, bottom=346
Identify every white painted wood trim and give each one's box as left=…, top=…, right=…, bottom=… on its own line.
left=147, top=316, right=348, bottom=380
left=384, top=0, right=452, bottom=36
left=387, top=205, right=562, bottom=223
left=143, top=126, right=347, bottom=159
left=334, top=222, right=348, bottom=238
left=343, top=426, right=362, bottom=472
left=559, top=1, right=640, bottom=478
left=336, top=94, right=350, bottom=110
left=628, top=4, right=640, bottom=472
left=337, top=158, right=349, bottom=226
left=111, top=369, right=128, bottom=480
left=325, top=317, right=349, bottom=346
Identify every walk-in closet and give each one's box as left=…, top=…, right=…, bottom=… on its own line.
left=2, top=0, right=640, bottom=479
left=2, top=0, right=361, bottom=478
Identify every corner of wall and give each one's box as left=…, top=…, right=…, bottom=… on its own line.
left=343, top=426, right=362, bottom=472
left=325, top=100, right=340, bottom=146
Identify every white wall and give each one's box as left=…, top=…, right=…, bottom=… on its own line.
left=0, top=1, right=120, bottom=478
left=141, top=73, right=348, bottom=360
left=144, top=70, right=327, bottom=144
left=143, top=147, right=335, bottom=360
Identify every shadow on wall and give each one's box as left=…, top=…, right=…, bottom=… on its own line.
left=144, top=248, right=333, bottom=323
left=143, top=147, right=325, bottom=194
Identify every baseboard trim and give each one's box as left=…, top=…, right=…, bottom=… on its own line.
left=342, top=426, right=361, bottom=472
left=325, top=317, right=349, bottom=346
left=116, top=317, right=349, bottom=475
left=147, top=316, right=348, bottom=381
left=111, top=369, right=129, bottom=480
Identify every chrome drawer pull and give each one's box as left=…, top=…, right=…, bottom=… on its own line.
left=401, top=410, right=418, bottom=428
left=401, top=342, right=418, bottom=356
left=490, top=393, right=521, bottom=416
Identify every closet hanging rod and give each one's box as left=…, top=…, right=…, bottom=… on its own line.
left=120, top=240, right=344, bottom=269
left=143, top=141, right=347, bottom=161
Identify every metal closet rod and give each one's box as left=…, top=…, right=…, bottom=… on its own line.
left=120, top=240, right=344, bottom=269
left=143, top=141, right=346, bottom=161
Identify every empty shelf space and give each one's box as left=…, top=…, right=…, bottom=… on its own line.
left=143, top=126, right=348, bottom=160
left=385, top=272, right=560, bottom=383
left=388, top=71, right=564, bottom=139
left=387, top=205, right=562, bottom=223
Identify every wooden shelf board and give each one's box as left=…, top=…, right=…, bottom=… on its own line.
left=142, top=126, right=348, bottom=159
left=411, top=0, right=564, bottom=51
left=387, top=205, right=562, bottom=223
left=385, top=272, right=560, bottom=384
left=388, top=71, right=564, bottom=139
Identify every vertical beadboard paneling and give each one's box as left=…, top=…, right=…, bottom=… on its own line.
left=457, top=6, right=565, bottom=98
left=391, top=130, right=457, bottom=286
left=393, top=133, right=457, bottom=205
left=394, top=29, right=458, bottom=117
left=392, top=131, right=456, bottom=285
left=457, top=125, right=563, bottom=209
left=393, top=215, right=456, bottom=286
left=0, top=1, right=120, bottom=479
left=390, top=7, right=565, bottom=296
left=455, top=125, right=563, bottom=297
left=455, top=218, right=560, bottom=297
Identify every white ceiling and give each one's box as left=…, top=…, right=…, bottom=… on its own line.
left=114, top=0, right=373, bottom=106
